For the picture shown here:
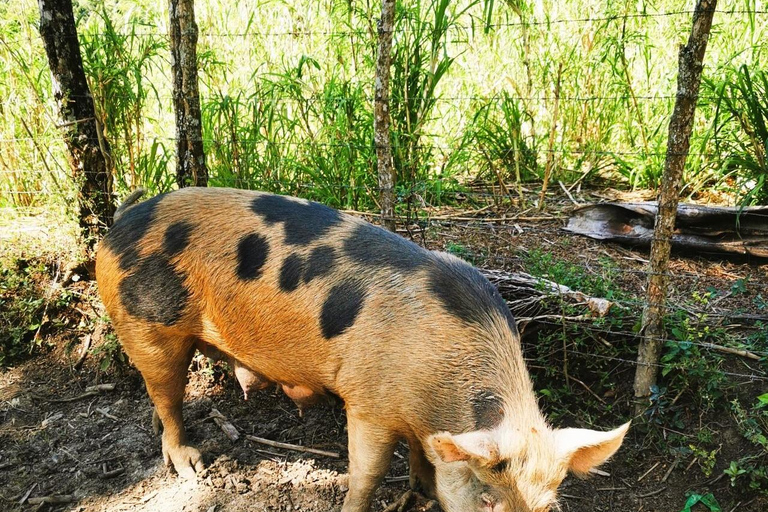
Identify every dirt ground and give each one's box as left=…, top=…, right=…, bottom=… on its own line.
left=2, top=194, right=768, bottom=511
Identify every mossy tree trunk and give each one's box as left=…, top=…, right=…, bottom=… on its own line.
left=634, top=0, right=718, bottom=417
left=38, top=0, right=115, bottom=248
left=169, top=0, right=208, bottom=188
left=374, top=0, right=396, bottom=232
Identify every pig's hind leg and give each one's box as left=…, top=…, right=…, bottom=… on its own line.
left=122, top=330, right=203, bottom=479
left=407, top=438, right=436, bottom=498
left=342, top=412, right=399, bottom=512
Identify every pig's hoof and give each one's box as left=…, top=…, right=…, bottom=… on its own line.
left=163, top=444, right=204, bottom=479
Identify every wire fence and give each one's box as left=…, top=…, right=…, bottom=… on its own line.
left=2, top=4, right=767, bottom=389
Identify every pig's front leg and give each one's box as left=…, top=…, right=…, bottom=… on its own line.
left=342, top=412, right=398, bottom=512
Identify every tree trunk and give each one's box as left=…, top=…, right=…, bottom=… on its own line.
left=169, top=0, right=208, bottom=188
left=633, top=0, right=718, bottom=416
left=374, top=0, right=396, bottom=232
left=38, top=0, right=115, bottom=249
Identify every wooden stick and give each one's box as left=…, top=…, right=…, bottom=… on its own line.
left=637, top=461, right=661, bottom=482
left=701, top=342, right=760, bottom=361
left=383, top=490, right=414, bottom=512
left=41, top=383, right=116, bottom=403
left=559, top=180, right=579, bottom=205
left=210, top=408, right=240, bottom=442
left=661, top=459, right=679, bottom=483
left=637, top=487, right=666, bottom=498
left=245, top=435, right=339, bottom=458
left=18, top=483, right=37, bottom=504
left=27, top=495, right=75, bottom=505
left=384, top=475, right=410, bottom=483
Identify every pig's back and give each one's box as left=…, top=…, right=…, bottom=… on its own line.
left=97, top=187, right=518, bottom=433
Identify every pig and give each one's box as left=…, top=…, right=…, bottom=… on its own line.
left=96, top=187, right=629, bottom=512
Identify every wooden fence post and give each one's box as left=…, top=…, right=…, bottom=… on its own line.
left=374, top=0, right=396, bottom=232
left=169, top=0, right=208, bottom=188
left=634, top=0, right=718, bottom=417
left=38, top=0, right=115, bottom=249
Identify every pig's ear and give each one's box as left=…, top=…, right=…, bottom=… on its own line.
left=554, top=422, right=630, bottom=476
left=429, top=430, right=499, bottom=464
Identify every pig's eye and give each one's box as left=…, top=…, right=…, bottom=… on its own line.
left=490, top=459, right=509, bottom=473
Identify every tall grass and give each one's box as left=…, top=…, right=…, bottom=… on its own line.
left=706, top=64, right=768, bottom=205
left=2, top=0, right=768, bottom=211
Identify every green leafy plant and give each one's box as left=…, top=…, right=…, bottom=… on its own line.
left=706, top=64, right=768, bottom=206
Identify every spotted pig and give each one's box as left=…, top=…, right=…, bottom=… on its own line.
left=96, top=187, right=629, bottom=512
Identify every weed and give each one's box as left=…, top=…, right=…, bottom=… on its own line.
left=705, top=64, right=768, bottom=206
left=89, top=332, right=127, bottom=372
left=728, top=397, right=768, bottom=492
left=0, top=258, right=59, bottom=366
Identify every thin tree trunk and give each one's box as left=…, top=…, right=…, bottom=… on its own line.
left=38, top=0, right=115, bottom=249
left=374, top=0, right=396, bottom=232
left=634, top=0, right=717, bottom=416
left=169, top=0, right=208, bottom=188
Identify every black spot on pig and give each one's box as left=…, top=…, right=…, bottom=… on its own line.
left=119, top=254, right=189, bottom=326
left=304, top=246, right=336, bottom=283
left=320, top=281, right=367, bottom=339
left=428, top=256, right=515, bottom=330
left=279, top=254, right=304, bottom=292
left=343, top=223, right=427, bottom=271
left=163, top=221, right=193, bottom=257
left=472, top=389, right=504, bottom=430
left=103, top=193, right=166, bottom=270
left=251, top=194, right=341, bottom=246
left=237, top=233, right=269, bottom=280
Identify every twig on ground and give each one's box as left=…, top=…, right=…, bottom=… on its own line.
left=74, top=334, right=92, bottom=369
left=637, top=487, right=666, bottom=498
left=383, top=490, right=414, bottom=512
left=99, top=464, right=125, bottom=479
left=210, top=408, right=240, bottom=442
left=38, top=383, right=116, bottom=403
left=661, top=459, right=679, bottom=483
left=569, top=376, right=606, bottom=404
left=95, top=408, right=118, bottom=421
left=384, top=475, right=410, bottom=483
left=589, top=468, right=611, bottom=477
left=701, top=342, right=760, bottom=361
left=559, top=181, right=579, bottom=206
left=637, top=461, right=661, bottom=482
left=18, top=483, right=38, bottom=504
left=27, top=495, right=75, bottom=505
left=245, top=435, right=340, bottom=458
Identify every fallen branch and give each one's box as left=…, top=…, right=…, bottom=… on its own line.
left=637, top=461, right=661, bottom=482
left=39, top=383, right=116, bottom=403
left=701, top=342, right=760, bottom=361
left=210, top=408, right=240, bottom=442
left=18, top=483, right=38, bottom=505
left=661, top=459, right=680, bottom=483
left=383, top=490, right=414, bottom=512
left=245, top=435, right=339, bottom=458
left=481, top=269, right=615, bottom=321
left=637, top=487, right=666, bottom=498
left=27, top=495, right=75, bottom=505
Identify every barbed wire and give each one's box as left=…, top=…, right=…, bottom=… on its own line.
left=0, top=137, right=731, bottom=160
left=3, top=9, right=767, bottom=44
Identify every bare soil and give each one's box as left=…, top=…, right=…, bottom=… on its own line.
left=2, top=196, right=768, bottom=512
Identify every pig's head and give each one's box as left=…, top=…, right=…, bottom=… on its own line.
left=428, top=421, right=630, bottom=512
